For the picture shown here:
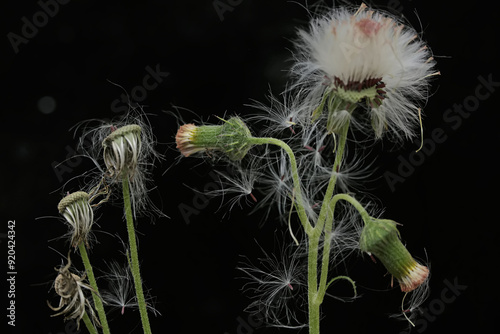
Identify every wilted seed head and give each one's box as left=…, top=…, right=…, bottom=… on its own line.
left=359, top=218, right=429, bottom=292
left=48, top=256, right=100, bottom=329
left=102, top=124, right=142, bottom=179
left=176, top=117, right=253, bottom=161
left=58, top=191, right=93, bottom=248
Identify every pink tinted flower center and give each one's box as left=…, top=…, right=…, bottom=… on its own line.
left=355, top=18, right=381, bottom=37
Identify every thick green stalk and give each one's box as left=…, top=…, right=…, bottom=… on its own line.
left=248, top=137, right=313, bottom=235
left=78, top=243, right=110, bottom=334
left=82, top=311, right=98, bottom=334
left=308, top=231, right=321, bottom=334
left=122, top=175, right=152, bottom=334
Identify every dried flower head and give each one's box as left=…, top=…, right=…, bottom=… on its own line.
left=176, top=117, right=254, bottom=161
left=75, top=111, right=165, bottom=218
left=102, top=124, right=142, bottom=179
left=58, top=191, right=93, bottom=248
left=292, top=3, right=438, bottom=139
left=359, top=218, right=429, bottom=292
left=47, top=255, right=100, bottom=329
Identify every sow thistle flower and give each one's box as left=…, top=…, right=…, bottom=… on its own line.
left=176, top=116, right=254, bottom=161
left=293, top=3, right=438, bottom=139
left=359, top=218, right=429, bottom=292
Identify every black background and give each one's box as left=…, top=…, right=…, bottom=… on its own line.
left=1, top=0, right=499, bottom=333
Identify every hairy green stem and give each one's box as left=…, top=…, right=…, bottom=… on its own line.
left=328, top=193, right=370, bottom=222
left=308, top=231, right=321, bottom=334
left=122, top=175, right=152, bottom=334
left=315, top=118, right=350, bottom=233
left=316, top=193, right=367, bottom=303
left=78, top=243, right=110, bottom=334
left=316, top=207, right=334, bottom=304
left=248, top=120, right=354, bottom=334
left=309, top=119, right=351, bottom=334
left=82, top=311, right=98, bottom=334
left=248, top=137, right=313, bottom=235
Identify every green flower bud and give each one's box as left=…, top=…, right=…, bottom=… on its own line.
left=359, top=218, right=429, bottom=292
left=175, top=117, right=253, bottom=161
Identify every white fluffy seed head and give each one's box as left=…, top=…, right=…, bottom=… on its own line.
left=291, top=3, right=438, bottom=140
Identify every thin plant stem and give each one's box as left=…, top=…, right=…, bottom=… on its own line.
left=307, top=233, right=321, bottom=334
left=309, top=120, right=351, bottom=334
left=315, top=118, right=350, bottom=233
left=328, top=193, right=370, bottom=221
left=122, top=173, right=152, bottom=334
left=78, top=242, right=111, bottom=334
left=82, top=311, right=98, bottom=334
left=316, top=205, right=334, bottom=304
left=248, top=137, right=313, bottom=235
left=248, top=120, right=354, bottom=334
left=316, top=193, right=368, bottom=303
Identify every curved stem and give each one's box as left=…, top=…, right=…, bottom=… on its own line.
left=328, top=193, right=370, bottom=222
left=325, top=275, right=357, bottom=296
left=316, top=193, right=368, bottom=303
left=78, top=243, right=111, bottom=334
left=122, top=175, right=152, bottom=334
left=248, top=137, right=313, bottom=235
